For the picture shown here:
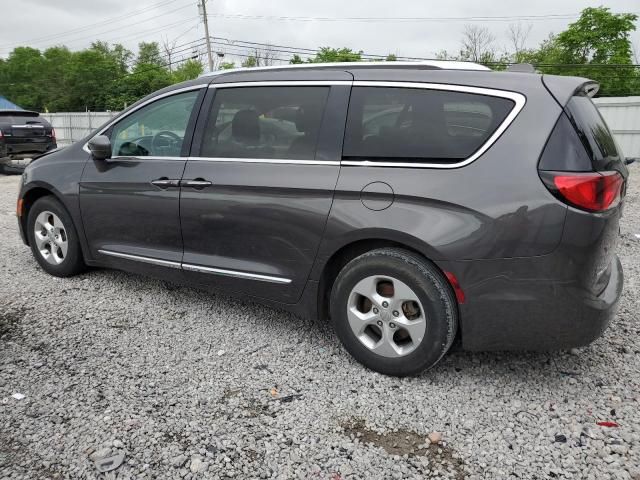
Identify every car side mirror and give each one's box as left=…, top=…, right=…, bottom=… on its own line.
left=624, top=157, right=636, bottom=166
left=88, top=135, right=112, bottom=160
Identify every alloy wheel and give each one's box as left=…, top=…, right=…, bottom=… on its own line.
left=347, top=275, right=427, bottom=357
left=33, top=211, right=68, bottom=265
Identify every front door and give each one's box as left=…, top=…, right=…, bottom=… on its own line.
left=80, top=88, right=203, bottom=274
left=180, top=80, right=351, bottom=303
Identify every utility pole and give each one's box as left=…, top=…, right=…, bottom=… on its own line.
left=198, top=0, right=214, bottom=72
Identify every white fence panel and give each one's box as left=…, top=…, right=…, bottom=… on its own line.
left=593, top=96, right=640, bottom=159
left=40, top=112, right=119, bottom=147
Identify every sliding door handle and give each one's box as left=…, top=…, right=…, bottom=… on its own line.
left=151, top=177, right=180, bottom=189
left=181, top=179, right=213, bottom=189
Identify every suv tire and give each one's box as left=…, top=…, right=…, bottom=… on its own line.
left=330, top=248, right=458, bottom=376
left=27, top=196, right=86, bottom=277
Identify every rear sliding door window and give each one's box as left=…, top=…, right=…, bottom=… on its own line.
left=201, top=86, right=330, bottom=160
left=343, top=87, right=515, bottom=163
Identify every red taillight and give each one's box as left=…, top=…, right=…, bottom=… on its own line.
left=550, top=171, right=624, bottom=212
left=50, top=128, right=56, bottom=142
left=0, top=129, right=3, bottom=139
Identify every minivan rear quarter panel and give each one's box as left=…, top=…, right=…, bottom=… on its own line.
left=316, top=69, right=567, bottom=266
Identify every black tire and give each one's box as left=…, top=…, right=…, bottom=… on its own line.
left=330, top=248, right=458, bottom=376
left=26, top=196, right=86, bottom=277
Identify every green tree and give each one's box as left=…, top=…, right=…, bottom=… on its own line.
left=136, top=42, right=164, bottom=66
left=310, top=47, right=362, bottom=63
left=523, top=8, right=639, bottom=95
left=116, top=41, right=171, bottom=108
left=289, top=54, right=304, bottom=64
left=385, top=54, right=398, bottom=61
left=219, top=61, right=236, bottom=70
left=0, top=47, right=45, bottom=110
left=241, top=56, right=258, bottom=68
left=288, top=47, right=363, bottom=64
left=40, top=46, right=74, bottom=111
left=172, top=58, right=204, bottom=82
left=64, top=43, right=135, bottom=111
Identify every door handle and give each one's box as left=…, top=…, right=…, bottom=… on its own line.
left=151, top=177, right=180, bottom=189
left=181, top=179, right=213, bottom=189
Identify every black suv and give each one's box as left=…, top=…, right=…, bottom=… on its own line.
left=16, top=62, right=629, bottom=376
left=0, top=109, right=57, bottom=173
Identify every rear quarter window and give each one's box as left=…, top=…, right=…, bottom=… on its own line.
left=343, top=87, right=515, bottom=164
left=565, top=95, right=622, bottom=171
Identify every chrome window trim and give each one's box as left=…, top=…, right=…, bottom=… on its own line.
left=187, top=157, right=339, bottom=166
left=182, top=263, right=292, bottom=284
left=84, top=80, right=525, bottom=168
left=98, top=249, right=292, bottom=284
left=342, top=81, right=526, bottom=169
left=82, top=84, right=206, bottom=154
left=209, top=80, right=351, bottom=88
left=98, top=249, right=182, bottom=269
left=108, top=155, right=186, bottom=162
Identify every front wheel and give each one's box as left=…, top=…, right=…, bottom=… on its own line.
left=26, top=196, right=86, bottom=277
left=330, top=248, right=458, bottom=376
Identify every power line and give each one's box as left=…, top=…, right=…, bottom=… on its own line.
left=207, top=11, right=640, bottom=23
left=0, top=0, right=182, bottom=49
left=93, top=17, right=200, bottom=49
left=47, top=5, right=194, bottom=49
left=208, top=36, right=640, bottom=69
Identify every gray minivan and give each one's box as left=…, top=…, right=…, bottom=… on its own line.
left=16, top=61, right=629, bottom=376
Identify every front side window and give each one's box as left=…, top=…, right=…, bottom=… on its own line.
left=343, top=87, right=515, bottom=163
left=201, top=86, right=330, bottom=159
left=110, top=90, right=199, bottom=157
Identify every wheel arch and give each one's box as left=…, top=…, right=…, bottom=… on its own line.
left=20, top=183, right=80, bottom=249
left=315, top=235, right=458, bottom=328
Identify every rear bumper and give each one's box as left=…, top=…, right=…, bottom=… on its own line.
left=1, top=142, right=56, bottom=160
left=0, top=157, right=30, bottom=173
left=1, top=142, right=56, bottom=173
left=447, top=253, right=623, bottom=351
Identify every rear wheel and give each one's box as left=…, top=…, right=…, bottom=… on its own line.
left=27, top=196, right=85, bottom=277
left=330, top=248, right=457, bottom=376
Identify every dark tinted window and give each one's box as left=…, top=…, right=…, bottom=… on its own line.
left=566, top=95, right=621, bottom=171
left=343, top=87, right=515, bottom=163
left=538, top=113, right=593, bottom=172
left=201, top=87, right=330, bottom=159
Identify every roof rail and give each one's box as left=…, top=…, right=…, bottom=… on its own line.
left=199, top=60, right=491, bottom=78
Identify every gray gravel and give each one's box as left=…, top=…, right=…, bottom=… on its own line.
left=1, top=166, right=639, bottom=480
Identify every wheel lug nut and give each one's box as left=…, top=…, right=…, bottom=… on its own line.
left=382, top=301, right=389, bottom=308
left=377, top=320, right=383, bottom=327
left=393, top=310, right=399, bottom=317
left=389, top=323, right=396, bottom=329
left=373, top=308, right=379, bottom=314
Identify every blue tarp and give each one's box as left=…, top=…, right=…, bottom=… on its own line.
left=0, top=96, right=22, bottom=110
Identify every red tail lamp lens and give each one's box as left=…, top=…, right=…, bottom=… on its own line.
left=553, top=172, right=623, bottom=212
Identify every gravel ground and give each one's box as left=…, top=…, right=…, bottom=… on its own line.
left=1, top=166, right=639, bottom=480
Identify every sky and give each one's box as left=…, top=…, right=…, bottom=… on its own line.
left=1, top=0, right=639, bottom=68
